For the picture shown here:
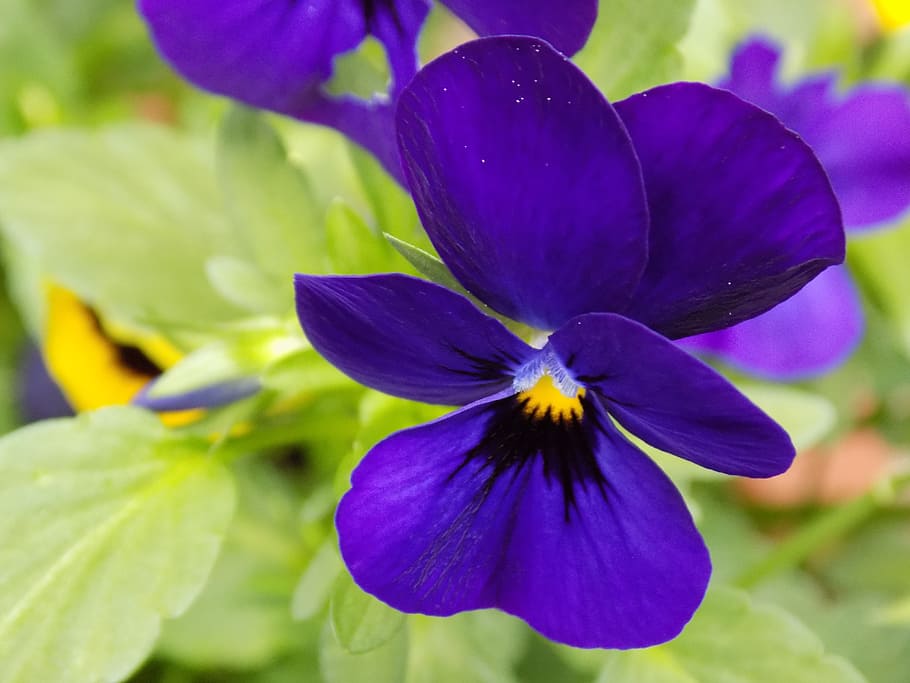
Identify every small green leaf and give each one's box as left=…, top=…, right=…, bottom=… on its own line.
left=293, top=538, right=345, bottom=621
left=0, top=407, right=236, bottom=683
left=147, top=326, right=301, bottom=399
left=330, top=571, right=406, bottom=654
left=383, top=234, right=464, bottom=292
left=575, top=0, right=696, bottom=100
left=739, top=383, right=837, bottom=450
left=0, top=124, right=246, bottom=328
left=320, top=619, right=408, bottom=683
left=217, top=107, right=328, bottom=280
left=593, top=588, right=865, bottom=683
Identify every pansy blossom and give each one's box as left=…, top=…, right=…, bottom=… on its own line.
left=295, top=37, right=845, bottom=648
left=682, top=37, right=910, bottom=379
left=138, top=0, right=597, bottom=180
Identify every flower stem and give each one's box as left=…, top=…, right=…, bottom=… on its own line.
left=734, top=472, right=910, bottom=589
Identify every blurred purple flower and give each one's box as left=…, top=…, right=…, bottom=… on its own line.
left=294, top=37, right=845, bottom=648
left=138, top=0, right=597, bottom=180
left=683, top=37, right=910, bottom=379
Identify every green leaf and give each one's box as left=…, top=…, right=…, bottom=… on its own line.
left=739, top=383, right=837, bottom=450
left=575, top=0, right=696, bottom=100
left=593, top=588, right=865, bottom=683
left=0, top=124, right=246, bottom=328
left=0, top=407, right=236, bottom=683
left=206, top=256, right=292, bottom=316
left=262, top=347, right=355, bottom=397
left=325, top=199, right=397, bottom=274
left=157, top=459, right=307, bottom=670
left=408, top=611, right=529, bottom=683
left=320, top=619, right=408, bottom=683
left=330, top=571, right=406, bottom=654
left=217, top=107, right=328, bottom=282
left=851, top=218, right=910, bottom=359
left=292, top=538, right=344, bottom=621
left=346, top=143, right=423, bottom=247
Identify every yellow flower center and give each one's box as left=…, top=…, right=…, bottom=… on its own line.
left=517, top=374, right=585, bottom=423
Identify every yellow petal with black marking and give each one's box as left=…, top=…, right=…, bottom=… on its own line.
left=873, top=0, right=910, bottom=29
left=42, top=285, right=199, bottom=424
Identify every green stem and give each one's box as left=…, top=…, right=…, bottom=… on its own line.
left=734, top=472, right=910, bottom=589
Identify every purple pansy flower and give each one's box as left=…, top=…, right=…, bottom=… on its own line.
left=138, top=0, right=597, bottom=180
left=295, top=37, right=845, bottom=648
left=682, top=37, right=910, bottom=379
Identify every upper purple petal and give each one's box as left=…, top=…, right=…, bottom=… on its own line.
left=614, top=82, right=845, bottom=339
left=139, top=0, right=367, bottom=114
left=439, top=0, right=598, bottom=56
left=397, top=37, right=649, bottom=330
left=337, top=393, right=709, bottom=649
left=680, top=265, right=863, bottom=380
left=294, top=273, right=534, bottom=405
left=548, top=313, right=795, bottom=477
left=722, top=38, right=910, bottom=230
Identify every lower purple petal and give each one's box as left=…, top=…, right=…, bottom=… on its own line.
left=337, top=393, right=710, bottom=649
left=680, top=266, right=863, bottom=380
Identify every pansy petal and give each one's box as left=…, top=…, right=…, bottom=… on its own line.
left=295, top=273, right=534, bottom=405
left=132, top=377, right=262, bottom=412
left=723, top=38, right=910, bottom=230
left=614, top=82, right=844, bottom=339
left=17, top=345, right=72, bottom=422
left=139, top=0, right=365, bottom=114
left=680, top=266, right=863, bottom=380
left=367, top=0, right=432, bottom=92
left=397, top=36, right=649, bottom=331
left=338, top=394, right=709, bottom=648
left=439, top=0, right=598, bottom=56
left=548, top=313, right=795, bottom=476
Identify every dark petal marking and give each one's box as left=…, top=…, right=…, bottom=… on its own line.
left=450, top=393, right=610, bottom=521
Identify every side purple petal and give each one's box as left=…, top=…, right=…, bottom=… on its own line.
left=294, top=273, right=534, bottom=405
left=722, top=38, right=910, bottom=230
left=439, top=0, right=598, bottom=56
left=680, top=265, right=863, bottom=380
left=548, top=313, right=795, bottom=477
left=615, top=82, right=844, bottom=339
left=337, top=394, right=710, bottom=649
left=397, top=37, right=649, bottom=330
